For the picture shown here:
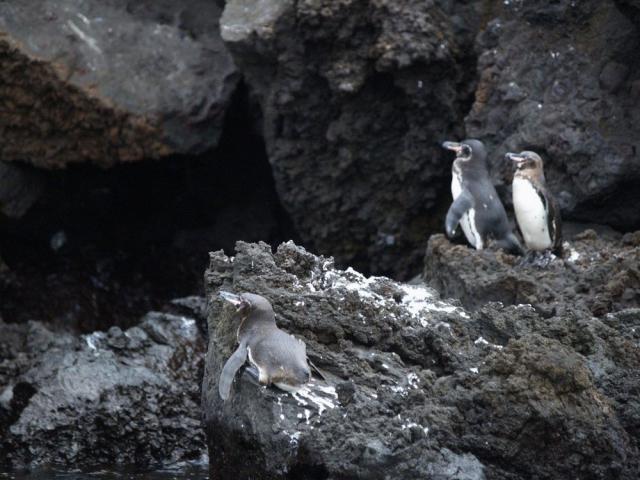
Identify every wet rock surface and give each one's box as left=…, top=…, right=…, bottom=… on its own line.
left=202, top=240, right=640, bottom=479
left=219, top=0, right=479, bottom=278
left=0, top=0, right=238, bottom=168
left=466, top=0, right=640, bottom=230
left=0, top=310, right=207, bottom=469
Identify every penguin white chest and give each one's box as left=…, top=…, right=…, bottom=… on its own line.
left=512, top=177, right=551, bottom=250
left=451, top=173, right=483, bottom=250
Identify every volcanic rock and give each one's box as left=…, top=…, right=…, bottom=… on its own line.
left=202, top=240, right=639, bottom=478
left=0, top=0, right=238, bottom=168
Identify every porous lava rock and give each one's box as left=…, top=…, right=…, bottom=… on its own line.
left=0, top=311, right=206, bottom=468
left=202, top=240, right=639, bottom=479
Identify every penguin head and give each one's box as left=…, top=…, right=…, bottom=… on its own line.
left=506, top=151, right=544, bottom=173
left=219, top=291, right=275, bottom=317
left=442, top=139, right=487, bottom=168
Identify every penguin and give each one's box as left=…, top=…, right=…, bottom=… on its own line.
left=442, top=139, right=523, bottom=254
left=507, top=150, right=562, bottom=254
left=218, top=291, right=311, bottom=401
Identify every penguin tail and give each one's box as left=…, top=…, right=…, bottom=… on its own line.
left=494, top=233, right=525, bottom=256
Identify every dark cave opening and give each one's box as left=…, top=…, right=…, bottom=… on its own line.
left=0, top=82, right=299, bottom=332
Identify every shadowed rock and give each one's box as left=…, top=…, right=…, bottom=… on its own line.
left=0, top=163, right=43, bottom=218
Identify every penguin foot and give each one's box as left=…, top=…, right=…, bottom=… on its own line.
left=518, top=250, right=556, bottom=268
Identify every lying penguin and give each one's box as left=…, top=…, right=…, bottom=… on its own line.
left=218, top=291, right=312, bottom=401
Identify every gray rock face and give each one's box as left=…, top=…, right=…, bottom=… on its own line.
left=202, top=240, right=640, bottom=478
left=219, top=0, right=479, bottom=278
left=466, top=0, right=640, bottom=230
left=0, top=0, right=238, bottom=168
left=0, top=312, right=206, bottom=468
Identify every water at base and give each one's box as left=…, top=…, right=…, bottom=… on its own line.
left=0, top=465, right=208, bottom=480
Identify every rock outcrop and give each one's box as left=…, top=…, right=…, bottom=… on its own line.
left=424, top=230, right=640, bottom=315
left=219, top=0, right=479, bottom=278
left=0, top=0, right=238, bottom=168
left=0, top=310, right=206, bottom=468
left=202, top=240, right=640, bottom=479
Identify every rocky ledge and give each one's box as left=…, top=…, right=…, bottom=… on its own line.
left=202, top=238, right=640, bottom=479
left=425, top=229, right=640, bottom=315
left=0, top=306, right=207, bottom=469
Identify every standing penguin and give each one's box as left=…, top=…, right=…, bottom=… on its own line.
left=507, top=150, right=562, bottom=255
left=218, top=291, right=311, bottom=400
left=442, top=139, right=523, bottom=254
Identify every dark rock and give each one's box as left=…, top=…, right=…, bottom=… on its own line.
left=219, top=0, right=479, bottom=278
left=0, top=0, right=238, bottom=168
left=0, top=312, right=206, bottom=468
left=202, top=240, right=639, bottom=478
left=600, top=61, right=629, bottom=93
left=424, top=231, right=640, bottom=315
left=0, top=162, right=43, bottom=218
left=467, top=0, right=640, bottom=231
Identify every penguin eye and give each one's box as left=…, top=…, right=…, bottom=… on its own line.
left=461, top=145, right=472, bottom=157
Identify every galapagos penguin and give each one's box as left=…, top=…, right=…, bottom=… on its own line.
left=507, top=150, right=562, bottom=255
left=218, top=291, right=311, bottom=401
left=442, top=139, right=523, bottom=254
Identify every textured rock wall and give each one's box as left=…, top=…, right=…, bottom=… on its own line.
left=466, top=0, right=640, bottom=229
left=219, top=0, right=480, bottom=278
left=218, top=0, right=640, bottom=278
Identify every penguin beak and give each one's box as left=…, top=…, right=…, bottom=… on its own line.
left=219, top=291, right=243, bottom=307
left=506, top=152, right=526, bottom=166
left=442, top=141, right=463, bottom=153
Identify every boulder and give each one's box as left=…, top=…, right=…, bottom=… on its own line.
left=202, top=240, right=639, bottom=478
left=0, top=0, right=239, bottom=168
left=0, top=312, right=206, bottom=468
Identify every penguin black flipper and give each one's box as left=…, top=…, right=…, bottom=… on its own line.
left=531, top=182, right=563, bottom=256
left=545, top=192, right=563, bottom=255
left=445, top=190, right=473, bottom=239
left=219, top=340, right=248, bottom=401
